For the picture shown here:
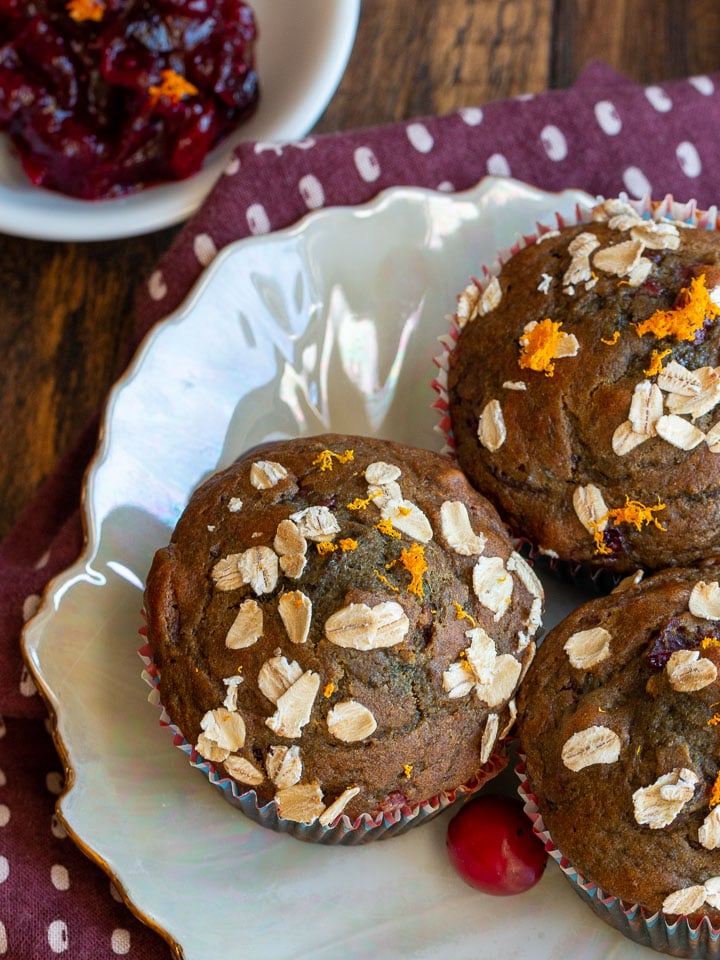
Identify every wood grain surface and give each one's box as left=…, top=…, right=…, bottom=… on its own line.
left=0, top=0, right=718, bottom=539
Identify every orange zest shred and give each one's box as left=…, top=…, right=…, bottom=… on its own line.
left=644, top=348, right=672, bottom=377
left=375, top=518, right=401, bottom=539
left=67, top=0, right=105, bottom=21
left=591, top=497, right=667, bottom=555
left=391, top=543, right=428, bottom=599
left=373, top=569, right=399, bottom=592
left=347, top=491, right=381, bottom=511
left=635, top=274, right=720, bottom=341
left=312, top=448, right=354, bottom=471
left=316, top=538, right=358, bottom=555
left=148, top=70, right=199, bottom=106
left=710, top=772, right=720, bottom=809
left=518, top=318, right=564, bottom=376
left=452, top=600, right=476, bottom=628
left=323, top=682, right=335, bottom=698
left=601, top=331, right=621, bottom=345
left=402, top=764, right=414, bottom=779
left=708, top=713, right=720, bottom=728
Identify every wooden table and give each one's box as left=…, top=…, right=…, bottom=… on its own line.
left=1, top=0, right=718, bottom=540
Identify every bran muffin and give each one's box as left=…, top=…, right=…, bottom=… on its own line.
left=144, top=433, right=542, bottom=840
left=517, top=563, right=720, bottom=947
left=445, top=198, right=720, bottom=576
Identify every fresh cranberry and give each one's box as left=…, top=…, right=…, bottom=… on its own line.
left=644, top=616, right=717, bottom=672
left=446, top=794, right=547, bottom=896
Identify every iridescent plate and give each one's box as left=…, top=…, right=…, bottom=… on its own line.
left=24, top=177, right=651, bottom=959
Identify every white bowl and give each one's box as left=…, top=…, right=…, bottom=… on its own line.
left=0, top=0, right=360, bottom=242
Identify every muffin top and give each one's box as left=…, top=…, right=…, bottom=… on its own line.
left=517, top=563, right=720, bottom=921
left=447, top=198, right=720, bottom=574
left=144, top=433, right=542, bottom=827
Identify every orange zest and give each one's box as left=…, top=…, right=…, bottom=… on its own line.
left=644, top=348, right=672, bottom=377
left=601, top=331, right=621, bottom=345
left=323, top=682, right=335, bottom=698
left=312, top=448, right=354, bottom=471
left=67, top=0, right=105, bottom=21
left=373, top=569, right=399, bottom=592
left=518, top=318, right=564, bottom=376
left=347, top=491, right=381, bottom=511
left=452, top=600, right=476, bottom=628
left=636, top=274, right=720, bottom=341
left=402, top=763, right=414, bottom=779
left=375, top=518, right=401, bottom=539
left=387, top=543, right=428, bottom=599
left=148, top=70, right=199, bottom=106
left=710, top=772, right=720, bottom=809
left=591, top=497, right=667, bottom=555
left=316, top=538, right=357, bottom=555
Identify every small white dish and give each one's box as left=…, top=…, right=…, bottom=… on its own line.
left=0, top=0, right=360, bottom=242
left=22, top=178, right=653, bottom=960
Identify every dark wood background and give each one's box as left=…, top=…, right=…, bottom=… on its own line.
left=1, top=0, right=719, bottom=539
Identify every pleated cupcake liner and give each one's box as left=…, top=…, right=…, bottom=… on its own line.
left=515, top=757, right=720, bottom=958
left=137, top=633, right=509, bottom=845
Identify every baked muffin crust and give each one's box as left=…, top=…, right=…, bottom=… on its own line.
left=145, top=434, right=542, bottom=826
left=447, top=200, right=720, bottom=574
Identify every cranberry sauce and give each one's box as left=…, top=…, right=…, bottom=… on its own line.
left=0, top=0, right=259, bottom=199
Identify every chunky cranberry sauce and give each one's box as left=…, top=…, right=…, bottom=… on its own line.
left=0, top=0, right=259, bottom=199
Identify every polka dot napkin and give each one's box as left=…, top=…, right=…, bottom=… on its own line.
left=3, top=61, right=720, bottom=958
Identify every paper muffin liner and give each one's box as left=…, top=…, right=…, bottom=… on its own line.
left=431, top=193, right=720, bottom=595
left=515, top=757, right=720, bottom=958
left=138, top=634, right=509, bottom=845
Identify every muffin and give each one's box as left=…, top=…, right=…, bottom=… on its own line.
left=143, top=433, right=542, bottom=842
left=516, top=563, right=720, bottom=953
left=443, top=197, right=720, bottom=576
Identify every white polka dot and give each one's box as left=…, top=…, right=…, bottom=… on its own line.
left=48, top=920, right=68, bottom=954
left=19, top=664, right=37, bottom=698
left=246, top=202, right=270, bottom=235
left=0, top=920, right=7, bottom=953
left=645, top=85, right=673, bottom=112
left=689, top=75, right=714, bottom=96
left=109, top=880, right=123, bottom=902
left=298, top=173, right=324, bottom=210
left=676, top=140, right=702, bottom=177
left=46, top=771, right=63, bottom=795
left=34, top=550, right=51, bottom=570
left=111, top=928, right=131, bottom=955
left=51, top=864, right=70, bottom=891
left=0, top=805, right=9, bottom=827
left=224, top=155, right=241, bottom=175
left=460, top=106, right=483, bottom=126
left=486, top=153, right=511, bottom=177
left=148, top=270, right=167, bottom=301
left=437, top=181, right=455, bottom=192
left=193, top=233, right=217, bottom=267
left=540, top=124, right=568, bottom=161
left=354, top=145, right=381, bottom=183
left=0, top=857, right=8, bottom=883
left=622, top=165, right=652, bottom=198
left=406, top=122, right=434, bottom=153
left=51, top=814, right=67, bottom=839
left=594, top=99, right=622, bottom=135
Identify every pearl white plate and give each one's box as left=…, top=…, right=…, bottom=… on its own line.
left=23, top=177, right=653, bottom=959
left=0, top=0, right=359, bottom=241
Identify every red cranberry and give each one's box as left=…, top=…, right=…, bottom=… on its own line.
left=446, top=794, right=547, bottom=896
